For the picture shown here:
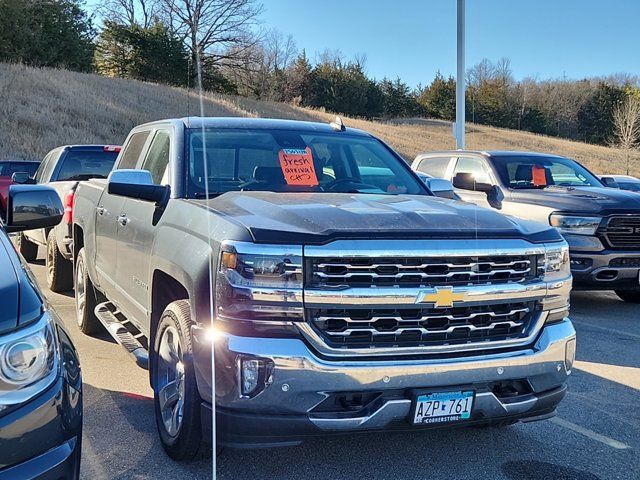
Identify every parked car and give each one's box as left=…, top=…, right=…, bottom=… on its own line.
left=600, top=174, right=640, bottom=193
left=412, top=150, right=640, bottom=303
left=0, top=184, right=82, bottom=479
left=0, top=160, right=40, bottom=220
left=73, top=117, right=575, bottom=459
left=17, top=145, right=120, bottom=292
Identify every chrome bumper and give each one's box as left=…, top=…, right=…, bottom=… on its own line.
left=193, top=318, right=575, bottom=436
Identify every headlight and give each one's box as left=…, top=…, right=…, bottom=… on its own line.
left=540, top=244, right=570, bottom=281
left=220, top=249, right=302, bottom=289
left=216, top=242, right=303, bottom=323
left=0, top=312, right=59, bottom=410
left=549, top=214, right=602, bottom=236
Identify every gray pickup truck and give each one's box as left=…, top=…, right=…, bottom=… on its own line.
left=412, top=151, right=640, bottom=302
left=73, top=117, right=575, bottom=460
left=17, top=145, right=119, bottom=292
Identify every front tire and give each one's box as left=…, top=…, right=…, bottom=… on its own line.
left=153, top=300, right=206, bottom=461
left=46, top=230, right=73, bottom=292
left=615, top=289, right=640, bottom=303
left=17, top=233, right=38, bottom=261
left=75, top=248, right=102, bottom=335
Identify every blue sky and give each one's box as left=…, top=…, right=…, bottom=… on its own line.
left=262, top=0, right=640, bottom=86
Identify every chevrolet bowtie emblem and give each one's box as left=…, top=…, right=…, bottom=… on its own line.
left=418, top=287, right=465, bottom=308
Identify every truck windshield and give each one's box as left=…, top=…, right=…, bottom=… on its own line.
left=54, top=150, right=118, bottom=181
left=492, top=155, right=602, bottom=189
left=186, top=128, right=425, bottom=197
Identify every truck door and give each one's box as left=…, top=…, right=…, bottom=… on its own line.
left=115, top=129, right=171, bottom=329
left=94, top=131, right=150, bottom=296
left=451, top=156, right=495, bottom=209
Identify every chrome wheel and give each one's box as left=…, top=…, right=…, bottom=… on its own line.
left=75, top=256, right=86, bottom=327
left=157, top=326, right=185, bottom=438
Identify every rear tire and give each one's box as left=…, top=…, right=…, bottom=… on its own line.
left=75, top=248, right=102, bottom=335
left=615, top=289, right=640, bottom=303
left=153, top=300, right=207, bottom=461
left=17, top=233, right=38, bottom=262
left=46, top=230, right=73, bottom=292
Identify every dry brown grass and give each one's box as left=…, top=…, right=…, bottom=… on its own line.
left=1, top=62, right=638, bottom=176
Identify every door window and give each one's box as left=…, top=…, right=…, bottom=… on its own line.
left=416, top=156, right=452, bottom=178
left=34, top=152, right=53, bottom=183
left=453, top=157, right=493, bottom=184
left=117, top=131, right=150, bottom=170
left=141, top=130, right=171, bottom=185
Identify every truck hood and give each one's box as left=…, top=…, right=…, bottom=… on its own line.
left=0, top=240, right=19, bottom=333
left=198, top=192, right=561, bottom=244
left=510, top=186, right=640, bottom=214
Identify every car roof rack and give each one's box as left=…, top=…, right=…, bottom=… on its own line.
left=330, top=116, right=346, bottom=131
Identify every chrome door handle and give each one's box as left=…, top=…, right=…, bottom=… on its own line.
left=96, top=206, right=105, bottom=215
left=117, top=214, right=129, bottom=226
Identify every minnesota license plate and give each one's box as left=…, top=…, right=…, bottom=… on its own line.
left=412, top=391, right=474, bottom=425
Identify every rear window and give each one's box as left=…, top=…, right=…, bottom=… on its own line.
left=0, top=162, right=39, bottom=177
left=53, top=150, right=118, bottom=181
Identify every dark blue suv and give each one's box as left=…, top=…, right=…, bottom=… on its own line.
left=0, top=184, right=82, bottom=479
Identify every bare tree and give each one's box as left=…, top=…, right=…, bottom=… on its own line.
left=612, top=95, right=640, bottom=174
left=158, top=0, right=263, bottom=82
left=96, top=0, right=157, bottom=28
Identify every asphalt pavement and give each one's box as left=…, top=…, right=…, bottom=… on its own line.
left=28, top=248, right=640, bottom=480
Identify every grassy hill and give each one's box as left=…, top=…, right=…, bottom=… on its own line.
left=1, top=62, right=638, bottom=176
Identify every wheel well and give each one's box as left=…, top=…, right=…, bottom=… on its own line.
left=73, top=224, right=84, bottom=265
left=149, top=270, right=189, bottom=387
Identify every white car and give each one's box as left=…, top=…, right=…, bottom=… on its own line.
left=600, top=174, right=640, bottom=193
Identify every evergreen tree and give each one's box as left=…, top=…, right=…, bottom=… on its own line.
left=578, top=82, right=626, bottom=144
left=284, top=51, right=314, bottom=105
left=95, top=21, right=189, bottom=86
left=0, top=0, right=95, bottom=71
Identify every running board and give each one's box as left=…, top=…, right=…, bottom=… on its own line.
left=94, top=302, right=149, bottom=370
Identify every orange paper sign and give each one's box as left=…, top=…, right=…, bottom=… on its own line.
left=532, top=165, right=547, bottom=186
left=278, top=147, right=319, bottom=186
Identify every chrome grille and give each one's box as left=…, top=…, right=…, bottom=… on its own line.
left=309, top=302, right=536, bottom=349
left=600, top=216, right=640, bottom=249
left=310, top=255, right=535, bottom=288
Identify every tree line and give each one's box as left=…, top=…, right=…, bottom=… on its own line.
left=2, top=0, right=639, bottom=155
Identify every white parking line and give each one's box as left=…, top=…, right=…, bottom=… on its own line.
left=570, top=320, right=640, bottom=340
left=551, top=417, right=631, bottom=450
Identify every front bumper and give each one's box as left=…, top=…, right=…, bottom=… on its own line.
left=569, top=249, right=640, bottom=289
left=0, top=375, right=82, bottom=479
left=193, top=318, right=575, bottom=447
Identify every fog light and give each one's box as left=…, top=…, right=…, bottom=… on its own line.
left=238, top=356, right=274, bottom=398
left=565, top=338, right=576, bottom=373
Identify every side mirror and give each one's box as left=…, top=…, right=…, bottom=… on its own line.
left=107, top=169, right=169, bottom=205
left=600, top=177, right=619, bottom=188
left=424, top=177, right=457, bottom=199
left=5, top=185, right=63, bottom=233
left=453, top=172, right=503, bottom=209
left=452, top=172, right=494, bottom=193
left=11, top=172, right=36, bottom=184
left=486, top=185, right=505, bottom=210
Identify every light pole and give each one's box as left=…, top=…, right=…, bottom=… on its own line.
left=455, top=0, right=466, bottom=149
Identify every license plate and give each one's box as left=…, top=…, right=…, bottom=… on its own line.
left=412, top=391, right=474, bottom=425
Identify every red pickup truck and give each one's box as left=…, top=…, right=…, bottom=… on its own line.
left=0, top=161, right=40, bottom=219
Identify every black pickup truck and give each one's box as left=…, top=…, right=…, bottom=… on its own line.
left=413, top=150, right=640, bottom=302
left=0, top=184, right=82, bottom=479
left=73, top=117, right=575, bottom=460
